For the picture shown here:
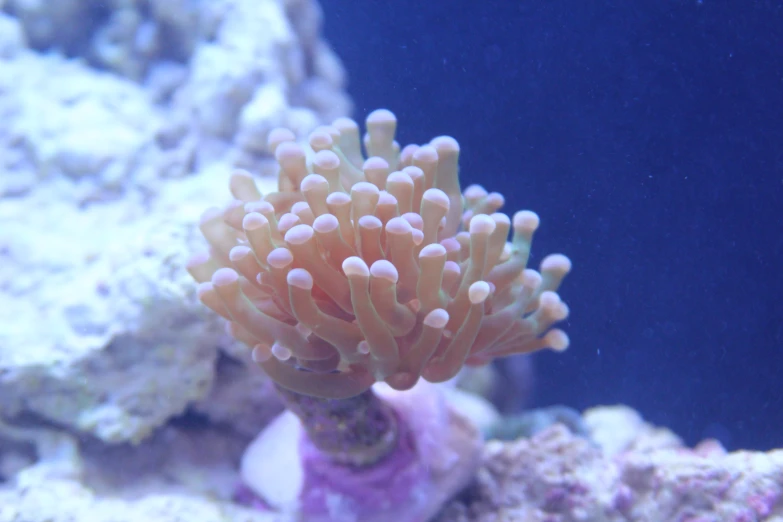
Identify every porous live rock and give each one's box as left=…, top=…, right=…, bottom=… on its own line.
left=164, top=0, right=351, bottom=169
left=2, top=404, right=781, bottom=522
left=0, top=486, right=277, bottom=522
left=0, top=171, right=280, bottom=444
left=0, top=12, right=24, bottom=58
left=0, top=425, right=278, bottom=522
left=0, top=0, right=351, bottom=192
left=437, top=405, right=783, bottom=522
left=0, top=49, right=163, bottom=199
left=0, top=0, right=347, bottom=445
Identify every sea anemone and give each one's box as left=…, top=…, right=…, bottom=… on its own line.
left=187, top=109, right=571, bottom=521
left=188, top=109, right=571, bottom=399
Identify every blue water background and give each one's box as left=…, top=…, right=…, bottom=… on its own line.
left=322, top=0, right=783, bottom=451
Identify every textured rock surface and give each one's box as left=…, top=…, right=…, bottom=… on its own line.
left=0, top=28, right=161, bottom=199
left=0, top=487, right=277, bottom=522
left=0, top=423, right=277, bottom=522
left=437, top=406, right=783, bottom=522
left=2, top=405, right=781, bottom=522
left=0, top=170, right=279, bottom=443
left=0, top=0, right=350, bottom=200
left=0, top=0, right=345, bottom=444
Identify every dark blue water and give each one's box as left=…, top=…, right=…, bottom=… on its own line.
left=323, top=0, right=783, bottom=451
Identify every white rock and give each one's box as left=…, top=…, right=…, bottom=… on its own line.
left=0, top=0, right=352, bottom=446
